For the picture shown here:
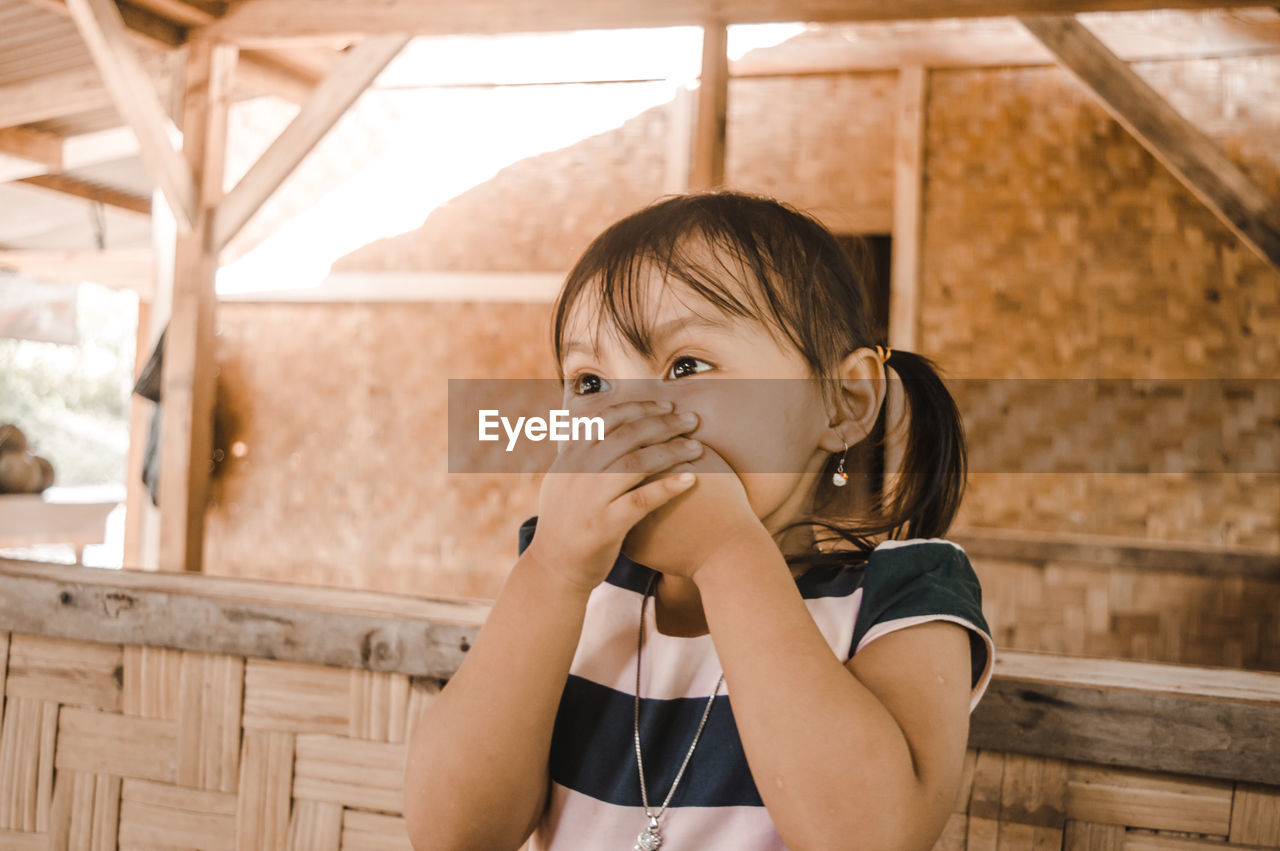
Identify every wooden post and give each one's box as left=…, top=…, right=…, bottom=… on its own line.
left=885, top=66, right=927, bottom=486
left=123, top=297, right=152, bottom=569
left=689, top=21, right=728, bottom=192
left=158, top=39, right=237, bottom=573
left=213, top=35, right=409, bottom=252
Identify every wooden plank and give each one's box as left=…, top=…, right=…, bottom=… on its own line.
left=970, top=651, right=1280, bottom=786
left=730, top=10, right=1280, bottom=76
left=885, top=65, right=925, bottom=487
left=176, top=651, right=244, bottom=791
left=17, top=173, right=151, bottom=215
left=349, top=669, right=410, bottom=742
left=342, top=809, right=414, bottom=851
left=199, top=0, right=1280, bottom=41
left=292, top=733, right=406, bottom=814
left=285, top=799, right=342, bottom=851
left=0, top=128, right=63, bottom=170
left=158, top=38, right=236, bottom=573
left=212, top=35, right=409, bottom=251
left=688, top=22, right=727, bottom=192
left=0, top=698, right=58, bottom=832
left=55, top=707, right=177, bottom=783
left=123, top=297, right=153, bottom=571
left=65, top=0, right=196, bottom=229
left=0, top=250, right=154, bottom=295
left=4, top=633, right=123, bottom=711
left=1065, top=763, right=1233, bottom=834
left=243, top=659, right=351, bottom=736
left=889, top=65, right=925, bottom=352
left=235, top=731, right=294, bottom=851
left=0, top=64, right=148, bottom=129
left=1062, top=819, right=1125, bottom=850
left=949, top=526, right=1280, bottom=581
left=117, top=777, right=236, bottom=850
left=218, top=270, right=568, bottom=303
left=1019, top=14, right=1280, bottom=273
left=0, top=558, right=483, bottom=678
left=31, top=0, right=322, bottom=105
left=0, top=495, right=117, bottom=548
left=1228, top=781, right=1280, bottom=845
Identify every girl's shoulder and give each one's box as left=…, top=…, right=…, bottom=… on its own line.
left=852, top=536, right=994, bottom=708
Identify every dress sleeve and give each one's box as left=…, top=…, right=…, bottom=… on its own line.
left=848, top=541, right=995, bottom=713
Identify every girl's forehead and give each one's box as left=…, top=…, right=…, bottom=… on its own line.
left=561, top=279, right=741, bottom=356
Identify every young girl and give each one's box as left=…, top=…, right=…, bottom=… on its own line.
left=404, top=191, right=995, bottom=851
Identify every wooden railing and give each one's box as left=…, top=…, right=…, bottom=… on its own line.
left=1, top=557, right=1277, bottom=849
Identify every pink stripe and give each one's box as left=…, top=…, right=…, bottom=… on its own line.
left=570, top=583, right=863, bottom=699
left=529, top=782, right=789, bottom=851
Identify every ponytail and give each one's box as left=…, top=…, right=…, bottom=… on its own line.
left=779, top=348, right=968, bottom=571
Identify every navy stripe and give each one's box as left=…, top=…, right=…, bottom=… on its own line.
left=549, top=675, right=764, bottom=808
left=517, top=515, right=866, bottom=600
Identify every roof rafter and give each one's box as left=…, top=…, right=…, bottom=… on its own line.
left=199, top=0, right=1280, bottom=41
left=1021, top=14, right=1280, bottom=273
left=65, top=0, right=196, bottom=228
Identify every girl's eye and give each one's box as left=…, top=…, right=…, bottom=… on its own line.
left=571, top=373, right=610, bottom=395
left=668, top=356, right=714, bottom=379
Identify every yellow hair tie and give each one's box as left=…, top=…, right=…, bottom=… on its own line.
left=874, top=345, right=893, bottom=365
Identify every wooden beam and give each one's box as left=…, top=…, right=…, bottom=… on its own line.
left=731, top=9, right=1280, bottom=76
left=158, top=39, right=236, bottom=574
left=199, top=0, right=1280, bottom=41
left=889, top=66, right=925, bottom=352
left=3, top=554, right=1279, bottom=786
left=972, top=649, right=1280, bottom=787
left=689, top=22, right=728, bottom=192
left=218, top=270, right=569, bottom=302
left=65, top=0, right=196, bottom=230
left=124, top=297, right=152, bottom=569
left=0, top=249, right=155, bottom=295
left=1021, top=14, right=1280, bottom=273
left=0, top=64, right=155, bottom=129
left=0, top=128, right=63, bottom=170
left=949, top=525, right=1280, bottom=580
left=0, top=557, right=487, bottom=678
left=884, top=66, right=926, bottom=485
left=25, top=0, right=324, bottom=104
left=212, top=35, right=409, bottom=252
left=17, top=174, right=152, bottom=215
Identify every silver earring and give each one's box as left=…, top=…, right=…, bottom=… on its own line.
left=832, top=440, right=849, bottom=487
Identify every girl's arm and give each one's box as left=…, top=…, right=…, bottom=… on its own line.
left=403, top=546, right=592, bottom=851
left=691, top=527, right=975, bottom=851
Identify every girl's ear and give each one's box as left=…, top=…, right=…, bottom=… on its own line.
left=820, top=346, right=888, bottom=453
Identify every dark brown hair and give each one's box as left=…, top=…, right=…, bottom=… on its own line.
left=551, top=191, right=967, bottom=569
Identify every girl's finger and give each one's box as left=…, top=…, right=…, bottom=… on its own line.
left=605, top=469, right=696, bottom=531
left=578, top=399, right=675, bottom=437
left=589, top=410, right=698, bottom=471
left=600, top=437, right=703, bottom=489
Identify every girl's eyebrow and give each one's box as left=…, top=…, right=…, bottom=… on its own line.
left=563, top=314, right=734, bottom=361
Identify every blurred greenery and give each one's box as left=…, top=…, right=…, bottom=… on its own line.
left=0, top=282, right=139, bottom=487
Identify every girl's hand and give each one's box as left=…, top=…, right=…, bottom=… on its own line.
left=524, top=400, right=705, bottom=597
left=621, top=442, right=764, bottom=581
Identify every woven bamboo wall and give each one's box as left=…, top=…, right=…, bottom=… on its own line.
left=3, top=630, right=1277, bottom=850
left=969, top=556, right=1280, bottom=673
left=923, top=59, right=1280, bottom=547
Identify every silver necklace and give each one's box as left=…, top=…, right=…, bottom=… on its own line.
left=633, top=572, right=725, bottom=851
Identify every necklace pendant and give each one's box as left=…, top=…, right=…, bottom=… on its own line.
left=635, top=816, right=663, bottom=851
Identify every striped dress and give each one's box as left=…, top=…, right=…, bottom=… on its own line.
left=516, top=514, right=995, bottom=851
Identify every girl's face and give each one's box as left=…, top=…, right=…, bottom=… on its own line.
left=558, top=250, right=877, bottom=546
